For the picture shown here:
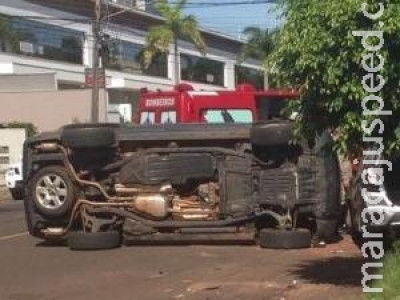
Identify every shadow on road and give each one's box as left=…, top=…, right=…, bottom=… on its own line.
left=123, top=239, right=256, bottom=247
left=35, top=240, right=67, bottom=247
left=290, top=256, right=364, bottom=287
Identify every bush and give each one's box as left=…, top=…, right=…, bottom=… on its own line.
left=1, top=121, right=38, bottom=137
left=366, top=244, right=400, bottom=300
left=269, top=1, right=400, bottom=156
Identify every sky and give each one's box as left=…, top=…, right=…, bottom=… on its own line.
left=184, top=2, right=282, bottom=39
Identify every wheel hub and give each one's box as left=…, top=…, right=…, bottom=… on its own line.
left=35, top=174, right=68, bottom=210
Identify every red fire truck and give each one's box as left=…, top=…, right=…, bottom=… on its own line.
left=137, top=83, right=300, bottom=124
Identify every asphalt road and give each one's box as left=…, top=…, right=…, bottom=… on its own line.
left=0, top=196, right=364, bottom=300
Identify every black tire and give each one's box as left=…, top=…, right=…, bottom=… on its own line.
left=29, top=166, right=76, bottom=218
left=315, top=219, right=338, bottom=242
left=309, top=132, right=341, bottom=241
left=348, top=197, right=393, bottom=252
left=347, top=180, right=365, bottom=248
left=9, top=188, right=23, bottom=201
left=68, top=231, right=121, bottom=250
left=259, top=229, right=311, bottom=249
left=251, top=122, right=294, bottom=146
left=61, top=124, right=117, bottom=148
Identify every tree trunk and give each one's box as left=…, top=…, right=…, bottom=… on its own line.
left=173, top=36, right=180, bottom=85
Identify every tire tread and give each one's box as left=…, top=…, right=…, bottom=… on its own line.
left=68, top=231, right=121, bottom=250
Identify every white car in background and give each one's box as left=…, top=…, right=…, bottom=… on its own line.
left=5, top=163, right=23, bottom=200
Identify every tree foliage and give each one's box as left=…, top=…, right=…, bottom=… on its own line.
left=268, top=0, right=400, bottom=155
left=0, top=15, right=18, bottom=52
left=143, top=0, right=206, bottom=83
left=1, top=122, right=38, bottom=137
left=240, top=26, right=277, bottom=61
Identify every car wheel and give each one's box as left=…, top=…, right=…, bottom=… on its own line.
left=259, top=228, right=311, bottom=249
left=251, top=122, right=295, bottom=146
left=347, top=185, right=364, bottom=248
left=9, top=188, right=23, bottom=201
left=67, top=231, right=121, bottom=250
left=61, top=124, right=117, bottom=148
left=29, top=166, right=76, bottom=218
left=310, top=132, right=341, bottom=241
left=315, top=219, right=338, bottom=242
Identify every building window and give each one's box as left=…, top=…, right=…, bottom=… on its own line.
left=235, top=65, right=264, bottom=90
left=0, top=157, right=10, bottom=165
left=104, top=39, right=168, bottom=78
left=0, top=14, right=83, bottom=64
left=109, top=0, right=136, bottom=8
left=108, top=0, right=152, bottom=12
left=0, top=146, right=9, bottom=154
left=180, top=53, right=225, bottom=86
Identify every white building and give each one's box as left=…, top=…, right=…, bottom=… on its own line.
left=0, top=0, right=264, bottom=122
left=0, top=128, right=25, bottom=185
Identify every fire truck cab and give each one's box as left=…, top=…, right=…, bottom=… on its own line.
left=137, top=83, right=299, bottom=124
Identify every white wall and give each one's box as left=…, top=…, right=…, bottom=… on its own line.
left=0, top=129, right=26, bottom=185
left=0, top=89, right=108, bottom=132
left=0, top=73, right=57, bottom=92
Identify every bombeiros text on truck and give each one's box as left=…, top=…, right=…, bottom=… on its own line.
left=136, top=83, right=299, bottom=125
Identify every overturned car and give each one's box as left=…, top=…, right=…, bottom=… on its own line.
left=23, top=122, right=341, bottom=250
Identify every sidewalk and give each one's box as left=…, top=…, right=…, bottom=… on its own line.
left=0, top=186, right=10, bottom=202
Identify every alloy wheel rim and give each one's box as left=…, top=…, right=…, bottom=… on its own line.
left=35, top=174, right=68, bottom=210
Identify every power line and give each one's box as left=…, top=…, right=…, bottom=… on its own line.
left=8, top=14, right=279, bottom=27
left=5, top=0, right=280, bottom=32
left=147, top=0, right=279, bottom=6
left=6, top=0, right=279, bottom=12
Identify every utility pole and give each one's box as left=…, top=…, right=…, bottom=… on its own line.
left=91, top=0, right=102, bottom=123
left=264, top=71, right=269, bottom=90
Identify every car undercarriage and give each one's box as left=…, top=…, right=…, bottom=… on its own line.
left=23, top=122, right=341, bottom=250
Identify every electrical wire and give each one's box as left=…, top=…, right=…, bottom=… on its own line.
left=1, top=1, right=278, bottom=54
left=143, top=0, right=279, bottom=7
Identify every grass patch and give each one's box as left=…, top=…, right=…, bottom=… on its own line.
left=365, top=244, right=400, bottom=300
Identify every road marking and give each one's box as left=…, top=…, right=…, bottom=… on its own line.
left=0, top=232, right=28, bottom=241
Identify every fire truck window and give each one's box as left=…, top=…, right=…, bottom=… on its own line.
left=256, top=98, right=288, bottom=120
left=202, top=109, right=253, bottom=124
left=161, top=111, right=177, bottom=124
left=140, top=111, right=155, bottom=124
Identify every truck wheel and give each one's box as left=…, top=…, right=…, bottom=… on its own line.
left=61, top=124, right=117, bottom=148
left=259, top=229, right=311, bottom=249
left=67, top=231, right=121, bottom=250
left=251, top=122, right=294, bottom=146
left=29, top=166, right=76, bottom=218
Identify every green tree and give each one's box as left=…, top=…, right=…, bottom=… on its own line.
left=143, top=0, right=206, bottom=84
left=240, top=27, right=277, bottom=88
left=241, top=27, right=276, bottom=61
left=268, top=0, right=400, bottom=155
left=3, top=122, right=38, bottom=137
left=0, top=15, right=18, bottom=53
